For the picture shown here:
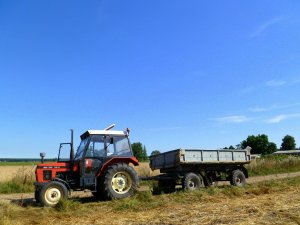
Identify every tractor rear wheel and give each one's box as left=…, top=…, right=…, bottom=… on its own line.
left=103, top=163, right=139, bottom=200
left=38, top=181, right=68, bottom=207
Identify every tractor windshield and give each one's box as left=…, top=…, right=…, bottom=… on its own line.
left=74, top=137, right=90, bottom=160
left=74, top=135, right=133, bottom=160
left=87, top=135, right=132, bottom=158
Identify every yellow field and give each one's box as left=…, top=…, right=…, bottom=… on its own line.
left=0, top=166, right=36, bottom=182
left=0, top=162, right=155, bottom=182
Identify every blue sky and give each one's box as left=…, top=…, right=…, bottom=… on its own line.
left=1, top=1, right=300, bottom=158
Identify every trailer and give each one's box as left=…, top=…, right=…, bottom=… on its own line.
left=148, top=147, right=251, bottom=192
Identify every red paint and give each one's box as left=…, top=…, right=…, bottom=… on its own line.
left=35, top=162, right=71, bottom=182
left=96, top=156, right=139, bottom=177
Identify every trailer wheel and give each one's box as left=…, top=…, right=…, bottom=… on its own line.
left=38, top=181, right=68, bottom=207
left=182, top=173, right=205, bottom=191
left=230, top=170, right=246, bottom=187
left=103, top=163, right=139, bottom=199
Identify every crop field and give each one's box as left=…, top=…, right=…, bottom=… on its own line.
left=0, top=163, right=157, bottom=183
left=1, top=155, right=300, bottom=183
left=0, top=166, right=36, bottom=182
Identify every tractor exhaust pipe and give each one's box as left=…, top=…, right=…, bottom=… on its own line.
left=70, top=129, right=74, bottom=161
left=104, top=124, right=115, bottom=131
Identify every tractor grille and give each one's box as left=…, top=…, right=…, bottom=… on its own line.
left=43, top=170, right=52, bottom=181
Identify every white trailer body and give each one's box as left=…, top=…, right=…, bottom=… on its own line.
left=148, top=147, right=252, bottom=192
left=150, top=147, right=251, bottom=170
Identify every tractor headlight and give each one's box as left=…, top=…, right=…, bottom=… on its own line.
left=43, top=170, right=52, bottom=181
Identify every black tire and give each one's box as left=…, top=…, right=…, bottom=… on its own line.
left=38, top=181, right=68, bottom=207
left=230, top=170, right=246, bottom=187
left=157, top=179, right=176, bottom=194
left=102, top=163, right=139, bottom=200
left=91, top=191, right=98, bottom=197
left=182, top=173, right=205, bottom=191
left=92, top=180, right=108, bottom=201
left=35, top=189, right=40, bottom=204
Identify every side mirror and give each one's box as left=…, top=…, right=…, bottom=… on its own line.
left=40, top=152, right=46, bottom=163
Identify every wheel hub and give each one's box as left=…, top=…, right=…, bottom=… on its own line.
left=111, top=172, right=132, bottom=194
left=45, top=187, right=61, bottom=205
left=188, top=181, right=195, bottom=189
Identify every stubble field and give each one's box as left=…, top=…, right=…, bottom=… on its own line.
left=0, top=176, right=300, bottom=225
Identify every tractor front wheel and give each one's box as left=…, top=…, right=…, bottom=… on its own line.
left=38, top=181, right=68, bottom=207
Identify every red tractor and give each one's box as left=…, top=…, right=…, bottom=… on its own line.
left=35, top=124, right=139, bottom=206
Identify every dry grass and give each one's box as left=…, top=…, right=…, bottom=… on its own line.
left=246, top=155, right=300, bottom=176
left=1, top=177, right=300, bottom=225
left=132, top=162, right=159, bottom=177
left=0, top=166, right=36, bottom=182
left=0, top=163, right=154, bottom=183
left=0, top=167, right=36, bottom=193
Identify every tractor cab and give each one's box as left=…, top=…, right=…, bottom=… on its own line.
left=73, top=129, right=134, bottom=187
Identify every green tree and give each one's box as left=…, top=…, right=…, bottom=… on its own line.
left=241, top=134, right=277, bottom=155
left=150, top=150, right=161, bottom=156
left=131, top=142, right=148, bottom=161
left=142, top=145, right=148, bottom=161
left=131, top=142, right=143, bottom=161
left=281, top=135, right=296, bottom=150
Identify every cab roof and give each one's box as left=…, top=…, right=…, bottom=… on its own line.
left=80, top=130, right=128, bottom=140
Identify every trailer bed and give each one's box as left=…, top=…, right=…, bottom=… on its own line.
left=150, top=147, right=251, bottom=170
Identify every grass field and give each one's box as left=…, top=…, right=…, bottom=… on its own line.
left=246, top=155, right=300, bottom=176
left=0, top=176, right=300, bottom=225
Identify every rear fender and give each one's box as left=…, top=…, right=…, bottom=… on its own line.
left=96, top=157, right=139, bottom=177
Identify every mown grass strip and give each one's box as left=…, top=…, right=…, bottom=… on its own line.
left=105, top=176, right=300, bottom=212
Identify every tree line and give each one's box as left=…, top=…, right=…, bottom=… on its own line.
left=239, top=134, right=297, bottom=155
left=132, top=134, right=298, bottom=161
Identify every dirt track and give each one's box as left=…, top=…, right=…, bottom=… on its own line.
left=1, top=171, right=300, bottom=204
